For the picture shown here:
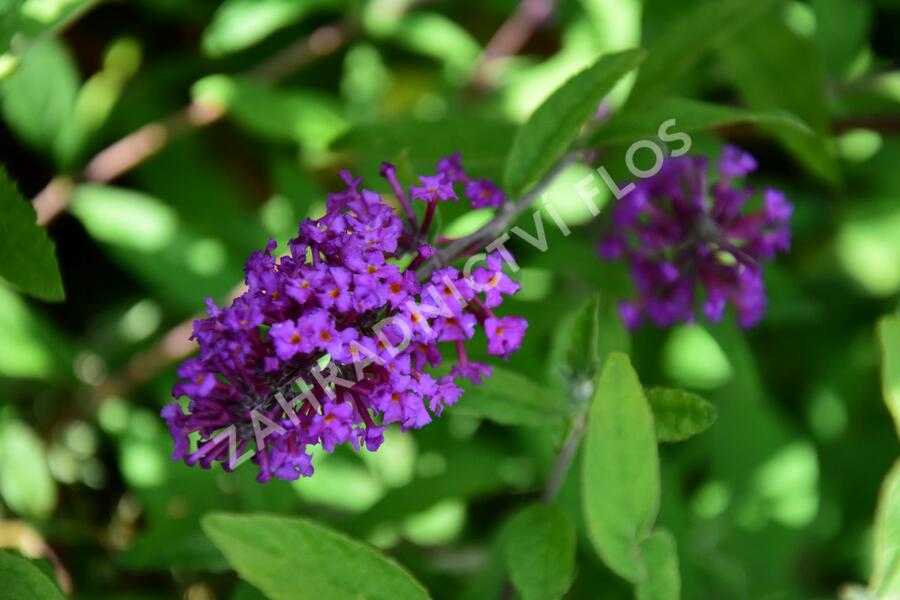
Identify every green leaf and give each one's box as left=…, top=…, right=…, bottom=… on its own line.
left=452, top=367, right=565, bottom=427
left=719, top=16, right=841, bottom=186
left=646, top=387, right=718, bottom=443
left=192, top=75, right=347, bottom=150
left=878, top=315, right=900, bottom=438
left=588, top=96, right=814, bottom=148
left=0, top=551, right=64, bottom=600
left=0, top=39, right=78, bottom=155
left=582, top=352, right=660, bottom=582
left=627, top=0, right=780, bottom=108
left=70, top=184, right=243, bottom=312
left=386, top=12, right=481, bottom=81
left=202, top=513, right=430, bottom=600
left=0, top=0, right=95, bottom=58
left=503, top=48, right=646, bottom=198
left=202, top=0, right=345, bottom=57
left=504, top=504, right=576, bottom=600
left=0, top=419, right=57, bottom=519
left=870, top=459, right=900, bottom=597
left=635, top=529, right=681, bottom=600
left=0, top=166, right=64, bottom=301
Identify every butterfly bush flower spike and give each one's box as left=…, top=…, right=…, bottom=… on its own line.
left=598, top=145, right=793, bottom=329
left=162, top=153, right=526, bottom=482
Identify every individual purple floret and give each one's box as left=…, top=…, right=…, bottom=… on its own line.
left=598, top=145, right=792, bottom=329
left=162, top=153, right=525, bottom=482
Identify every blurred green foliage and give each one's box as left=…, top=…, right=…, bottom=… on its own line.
left=0, top=0, right=898, bottom=598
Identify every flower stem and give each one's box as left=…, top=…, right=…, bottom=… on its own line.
left=541, top=408, right=587, bottom=504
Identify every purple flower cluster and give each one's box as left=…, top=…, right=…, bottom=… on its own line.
left=162, top=155, right=526, bottom=482
left=598, top=145, right=792, bottom=329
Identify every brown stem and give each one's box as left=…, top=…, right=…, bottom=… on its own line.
left=469, top=0, right=558, bottom=91
left=33, top=19, right=355, bottom=226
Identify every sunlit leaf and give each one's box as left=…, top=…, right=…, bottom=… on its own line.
left=504, top=48, right=646, bottom=198
left=582, top=352, right=659, bottom=582
left=0, top=419, right=57, bottom=519
left=504, top=504, right=575, bottom=600
left=0, top=39, right=78, bottom=156
left=202, top=0, right=345, bottom=57
left=0, top=166, right=63, bottom=301
left=203, top=513, right=430, bottom=600
left=193, top=75, right=347, bottom=151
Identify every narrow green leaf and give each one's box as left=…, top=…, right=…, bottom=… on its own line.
left=549, top=294, right=631, bottom=402
left=878, top=315, right=900, bottom=438
left=504, top=504, right=576, bottom=600
left=452, top=367, right=565, bottom=427
left=588, top=97, right=814, bottom=148
left=0, top=551, right=64, bottom=600
left=0, top=166, right=64, bottom=301
left=0, top=419, right=57, bottom=519
left=870, top=459, right=900, bottom=596
left=719, top=16, right=841, bottom=186
left=387, top=12, right=481, bottom=80
left=646, top=387, right=718, bottom=443
left=582, top=352, right=660, bottom=582
left=504, top=48, right=646, bottom=198
left=627, top=0, right=780, bottom=108
left=192, top=75, right=347, bottom=150
left=635, top=529, right=681, bottom=600
left=202, top=0, right=345, bottom=57
left=0, top=39, right=78, bottom=154
left=202, top=513, right=430, bottom=600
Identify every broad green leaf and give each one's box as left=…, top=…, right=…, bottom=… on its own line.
left=878, top=316, right=900, bottom=438
left=627, top=0, right=780, bottom=107
left=582, top=352, right=659, bottom=582
left=588, top=97, right=813, bottom=148
left=452, top=367, right=565, bottom=427
left=0, top=419, right=57, bottom=519
left=646, top=387, right=718, bottom=443
left=504, top=504, right=576, bottom=600
left=871, top=459, right=900, bottom=596
left=202, top=0, right=345, bottom=57
left=719, top=17, right=841, bottom=186
left=503, top=48, right=646, bottom=198
left=193, top=75, right=347, bottom=150
left=0, top=166, right=64, bottom=301
left=635, top=529, right=681, bottom=600
left=0, top=39, right=78, bottom=155
left=0, top=551, right=64, bottom=600
left=202, top=513, right=429, bottom=600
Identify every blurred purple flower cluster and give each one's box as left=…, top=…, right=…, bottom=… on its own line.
left=599, top=145, right=793, bottom=329
left=162, top=156, right=526, bottom=482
